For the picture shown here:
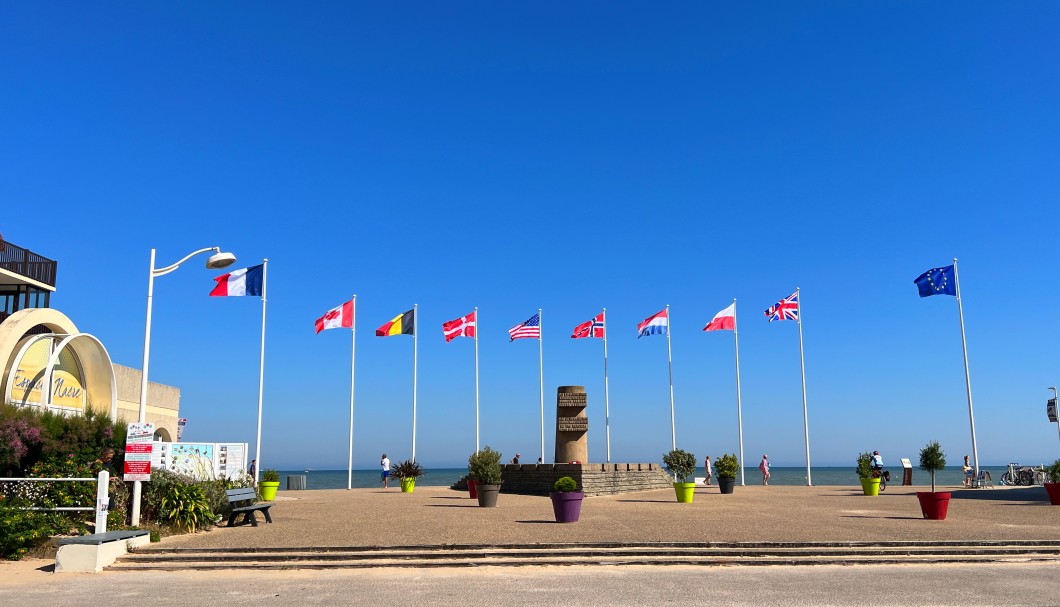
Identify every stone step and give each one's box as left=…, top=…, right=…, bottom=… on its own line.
left=112, top=541, right=1060, bottom=571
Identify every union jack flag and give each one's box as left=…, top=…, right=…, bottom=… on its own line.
left=764, top=291, right=799, bottom=322
left=571, top=312, right=606, bottom=339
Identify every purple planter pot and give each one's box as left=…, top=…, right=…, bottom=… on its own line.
left=549, top=491, right=584, bottom=523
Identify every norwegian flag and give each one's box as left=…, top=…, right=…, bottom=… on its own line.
left=764, top=291, right=799, bottom=322
left=571, top=312, right=606, bottom=339
left=442, top=310, right=477, bottom=342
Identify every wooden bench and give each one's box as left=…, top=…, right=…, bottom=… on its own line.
left=226, top=487, right=273, bottom=527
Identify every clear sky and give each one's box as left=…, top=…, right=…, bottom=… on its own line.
left=3, top=3, right=1059, bottom=470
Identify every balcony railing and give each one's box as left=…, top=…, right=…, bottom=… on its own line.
left=0, top=239, right=57, bottom=288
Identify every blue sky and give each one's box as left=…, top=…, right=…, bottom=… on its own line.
left=3, top=3, right=1059, bottom=470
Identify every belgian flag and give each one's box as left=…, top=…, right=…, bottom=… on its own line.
left=376, top=309, right=415, bottom=336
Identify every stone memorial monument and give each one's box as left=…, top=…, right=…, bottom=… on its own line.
left=555, top=385, right=588, bottom=464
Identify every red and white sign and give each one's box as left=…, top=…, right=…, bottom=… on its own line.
left=124, top=422, right=155, bottom=482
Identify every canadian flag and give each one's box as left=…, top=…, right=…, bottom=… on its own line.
left=315, top=299, right=355, bottom=334
left=703, top=302, right=736, bottom=332
left=442, top=310, right=477, bottom=342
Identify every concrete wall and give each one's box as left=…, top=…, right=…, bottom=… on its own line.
left=113, top=364, right=180, bottom=441
left=454, top=463, right=673, bottom=497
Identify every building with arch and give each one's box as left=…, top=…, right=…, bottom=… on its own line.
left=0, top=237, right=180, bottom=440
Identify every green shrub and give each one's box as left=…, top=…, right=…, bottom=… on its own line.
left=919, top=441, right=947, bottom=493
left=1047, top=459, right=1060, bottom=484
left=662, top=449, right=697, bottom=482
left=0, top=402, right=126, bottom=476
left=715, top=454, right=740, bottom=479
left=392, top=459, right=424, bottom=480
left=468, top=446, right=502, bottom=485
left=856, top=452, right=874, bottom=479
left=553, top=476, right=578, bottom=492
left=0, top=502, right=54, bottom=560
left=261, top=469, right=280, bottom=483
left=157, top=482, right=214, bottom=532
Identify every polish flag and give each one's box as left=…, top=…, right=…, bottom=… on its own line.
left=315, top=299, right=355, bottom=334
left=704, top=303, right=736, bottom=332
left=443, top=310, right=477, bottom=342
left=209, top=265, right=263, bottom=297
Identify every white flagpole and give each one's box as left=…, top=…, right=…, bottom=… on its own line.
left=733, top=299, right=745, bottom=486
left=474, top=307, right=480, bottom=453
left=412, top=304, right=418, bottom=462
left=603, top=308, right=611, bottom=463
left=348, top=294, right=356, bottom=490
left=253, top=260, right=268, bottom=485
left=796, top=287, right=812, bottom=486
left=666, top=304, right=676, bottom=451
left=538, top=308, right=545, bottom=465
left=953, top=259, right=980, bottom=474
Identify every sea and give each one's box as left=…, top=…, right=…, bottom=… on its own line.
left=276, top=465, right=1012, bottom=491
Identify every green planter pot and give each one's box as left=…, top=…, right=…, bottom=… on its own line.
left=860, top=477, right=881, bottom=496
left=258, top=481, right=279, bottom=501
left=400, top=478, right=416, bottom=493
left=673, top=482, right=696, bottom=503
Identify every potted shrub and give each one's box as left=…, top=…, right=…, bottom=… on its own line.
left=1043, top=459, right=1060, bottom=505
left=258, top=469, right=280, bottom=501
left=662, top=449, right=697, bottom=503
left=856, top=451, right=880, bottom=496
left=549, top=476, right=584, bottom=523
left=715, top=454, right=739, bottom=494
left=468, top=446, right=502, bottom=507
left=392, top=459, right=424, bottom=493
left=917, top=440, right=950, bottom=520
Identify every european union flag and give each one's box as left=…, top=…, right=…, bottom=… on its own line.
left=914, top=265, right=956, bottom=297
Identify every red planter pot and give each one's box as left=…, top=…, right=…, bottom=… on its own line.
left=549, top=491, right=584, bottom=523
left=1044, top=483, right=1060, bottom=505
left=467, top=478, right=478, bottom=499
left=916, top=491, right=952, bottom=520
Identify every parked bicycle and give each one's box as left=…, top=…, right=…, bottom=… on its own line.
left=1000, top=463, right=1046, bottom=486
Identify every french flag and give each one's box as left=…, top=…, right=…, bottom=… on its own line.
left=637, top=308, right=669, bottom=338
left=209, top=265, right=264, bottom=297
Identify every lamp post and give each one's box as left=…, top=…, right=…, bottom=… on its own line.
left=130, top=247, right=236, bottom=526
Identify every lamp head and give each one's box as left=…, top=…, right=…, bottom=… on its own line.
left=206, top=251, right=237, bottom=269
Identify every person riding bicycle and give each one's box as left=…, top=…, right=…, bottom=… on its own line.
left=871, top=451, right=890, bottom=483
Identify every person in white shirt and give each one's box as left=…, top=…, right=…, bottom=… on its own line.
left=380, top=454, right=391, bottom=489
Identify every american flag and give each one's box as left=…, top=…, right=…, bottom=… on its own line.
left=442, top=310, right=477, bottom=343
left=571, top=312, right=605, bottom=339
left=764, top=291, right=799, bottom=322
left=509, top=313, right=541, bottom=341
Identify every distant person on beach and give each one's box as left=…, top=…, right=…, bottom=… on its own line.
left=511, top=453, right=521, bottom=465
left=247, top=459, right=256, bottom=479
left=963, top=455, right=973, bottom=487
left=871, top=451, right=883, bottom=472
left=380, top=454, right=391, bottom=488
left=759, top=455, right=770, bottom=485
left=703, top=455, right=713, bottom=485
left=537, top=457, right=543, bottom=464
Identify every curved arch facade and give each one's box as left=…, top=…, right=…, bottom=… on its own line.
left=0, top=308, right=180, bottom=441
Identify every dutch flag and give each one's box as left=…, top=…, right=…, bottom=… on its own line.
left=637, top=308, right=669, bottom=338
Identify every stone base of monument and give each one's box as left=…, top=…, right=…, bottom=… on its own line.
left=491, top=463, right=673, bottom=497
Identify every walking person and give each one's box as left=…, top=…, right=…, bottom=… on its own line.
left=703, top=455, right=713, bottom=485
left=759, top=454, right=770, bottom=485
left=380, top=453, right=391, bottom=489
left=963, top=455, right=973, bottom=487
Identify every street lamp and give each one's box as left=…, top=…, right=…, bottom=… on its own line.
left=130, top=247, right=236, bottom=526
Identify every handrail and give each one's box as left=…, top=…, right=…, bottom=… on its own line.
left=0, top=472, right=110, bottom=532
left=0, top=238, right=58, bottom=287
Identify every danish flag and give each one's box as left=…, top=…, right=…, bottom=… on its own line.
left=764, top=291, right=799, bottom=322
left=442, top=310, right=477, bottom=342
